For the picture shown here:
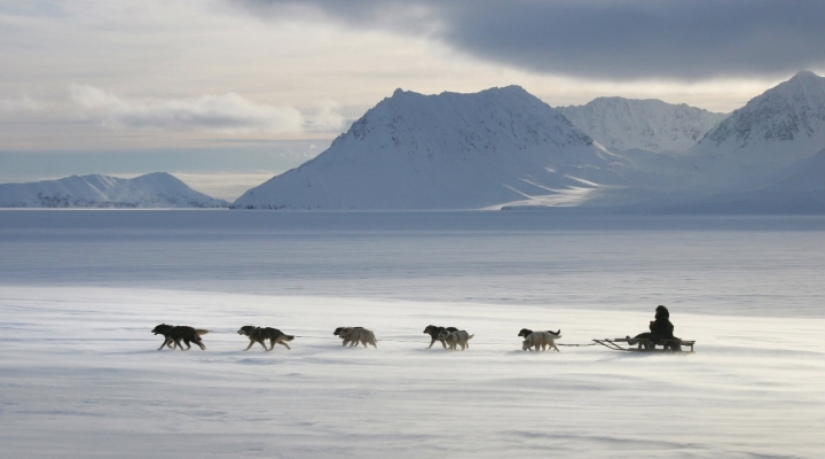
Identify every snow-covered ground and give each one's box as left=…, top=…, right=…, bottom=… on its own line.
left=1, top=210, right=823, bottom=458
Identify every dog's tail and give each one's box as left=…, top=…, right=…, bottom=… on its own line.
left=283, top=334, right=295, bottom=342
left=195, top=329, right=210, bottom=336
left=548, top=329, right=561, bottom=336
left=467, top=334, right=474, bottom=340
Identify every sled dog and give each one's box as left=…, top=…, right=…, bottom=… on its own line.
left=437, top=329, right=474, bottom=351
left=237, top=325, right=295, bottom=351
left=334, top=327, right=377, bottom=348
left=423, top=325, right=458, bottom=349
left=521, top=331, right=561, bottom=352
left=518, top=328, right=560, bottom=339
left=152, top=324, right=209, bottom=351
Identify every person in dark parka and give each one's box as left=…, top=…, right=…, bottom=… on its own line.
left=649, top=305, right=675, bottom=340
left=629, top=305, right=682, bottom=350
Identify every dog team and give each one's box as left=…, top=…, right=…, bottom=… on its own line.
left=151, top=323, right=561, bottom=352
left=153, top=306, right=680, bottom=352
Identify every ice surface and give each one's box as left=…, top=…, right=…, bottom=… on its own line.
left=0, top=210, right=823, bottom=458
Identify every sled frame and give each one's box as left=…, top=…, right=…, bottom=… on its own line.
left=593, top=338, right=695, bottom=353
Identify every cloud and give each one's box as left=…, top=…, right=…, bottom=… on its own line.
left=303, top=99, right=346, bottom=133
left=233, top=0, right=825, bottom=81
left=70, top=85, right=306, bottom=133
left=0, top=96, right=43, bottom=112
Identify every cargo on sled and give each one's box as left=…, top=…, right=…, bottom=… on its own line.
left=592, top=337, right=695, bottom=352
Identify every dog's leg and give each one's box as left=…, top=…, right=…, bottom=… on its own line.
left=427, top=338, right=436, bottom=349
left=277, top=340, right=291, bottom=350
left=440, top=339, right=448, bottom=349
left=243, top=340, right=255, bottom=351
left=158, top=338, right=170, bottom=351
left=257, top=339, right=267, bottom=351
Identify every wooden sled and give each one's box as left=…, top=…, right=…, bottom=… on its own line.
left=593, top=337, right=695, bottom=352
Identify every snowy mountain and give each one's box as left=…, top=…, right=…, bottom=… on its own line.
left=557, top=98, right=726, bottom=153
left=234, top=86, right=632, bottom=210
left=0, top=172, right=229, bottom=208
left=700, top=71, right=825, bottom=156
left=677, top=70, right=825, bottom=199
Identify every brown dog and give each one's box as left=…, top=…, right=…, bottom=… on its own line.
left=333, top=327, right=377, bottom=348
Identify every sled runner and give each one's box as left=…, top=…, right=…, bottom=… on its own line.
left=593, top=337, right=695, bottom=352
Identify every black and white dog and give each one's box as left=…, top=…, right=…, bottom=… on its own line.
left=423, top=325, right=458, bottom=349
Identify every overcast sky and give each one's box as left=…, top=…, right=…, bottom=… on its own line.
left=1, top=0, right=824, bottom=197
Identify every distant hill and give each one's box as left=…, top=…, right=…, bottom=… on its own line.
left=557, top=97, right=726, bottom=153
left=234, top=86, right=633, bottom=210
left=0, top=172, right=229, bottom=208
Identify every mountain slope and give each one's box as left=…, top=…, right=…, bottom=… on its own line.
left=656, top=149, right=825, bottom=214
left=0, top=172, right=229, bottom=208
left=557, top=98, right=726, bottom=153
left=703, top=71, right=825, bottom=152
left=235, top=86, right=632, bottom=210
left=674, top=70, right=825, bottom=199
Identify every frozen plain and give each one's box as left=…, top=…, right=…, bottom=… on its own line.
left=0, top=210, right=823, bottom=459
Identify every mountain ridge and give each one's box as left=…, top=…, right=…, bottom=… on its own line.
left=557, top=97, right=727, bottom=153
left=234, top=86, right=628, bottom=210
left=234, top=74, right=824, bottom=212
left=0, top=172, right=229, bottom=208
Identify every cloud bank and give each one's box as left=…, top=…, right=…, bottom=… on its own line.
left=235, top=0, right=825, bottom=81
left=0, top=96, right=43, bottom=113
left=70, top=85, right=340, bottom=134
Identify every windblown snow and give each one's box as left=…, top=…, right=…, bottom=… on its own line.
left=0, top=172, right=228, bottom=208
left=1, top=210, right=823, bottom=459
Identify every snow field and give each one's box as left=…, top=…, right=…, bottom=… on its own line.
left=1, top=286, right=823, bottom=459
